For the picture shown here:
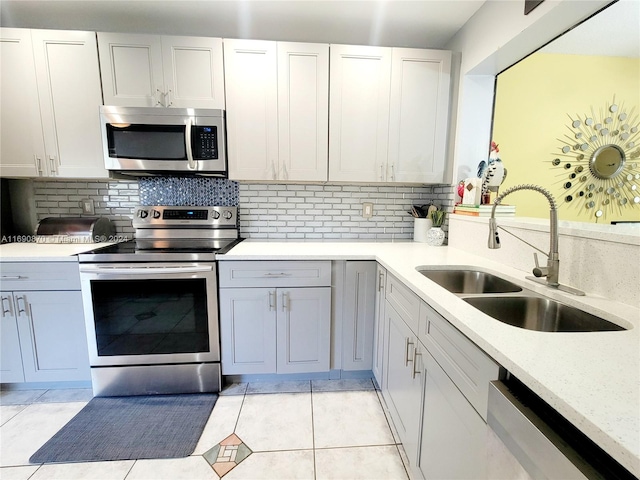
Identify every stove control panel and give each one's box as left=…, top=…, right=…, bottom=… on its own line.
left=133, top=206, right=237, bottom=228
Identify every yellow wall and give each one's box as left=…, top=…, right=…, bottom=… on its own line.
left=493, top=53, right=640, bottom=223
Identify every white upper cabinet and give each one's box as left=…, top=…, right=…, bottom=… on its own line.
left=0, top=28, right=45, bottom=177
left=224, top=39, right=279, bottom=181
left=0, top=28, right=107, bottom=178
left=329, top=45, right=392, bottom=183
left=277, top=42, right=329, bottom=182
left=329, top=45, right=451, bottom=184
left=98, top=33, right=224, bottom=108
left=388, top=48, right=451, bottom=183
left=225, top=39, right=329, bottom=182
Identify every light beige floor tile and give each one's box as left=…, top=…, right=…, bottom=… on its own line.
left=224, top=450, right=314, bottom=480
left=315, top=445, right=409, bottom=480
left=246, top=381, right=310, bottom=394
left=311, top=378, right=374, bottom=392
left=192, top=395, right=245, bottom=455
left=0, top=465, right=40, bottom=480
left=235, top=393, right=313, bottom=451
left=312, top=391, right=395, bottom=448
left=376, top=389, right=401, bottom=444
left=0, top=405, right=27, bottom=427
left=28, top=460, right=134, bottom=480
left=0, top=402, right=86, bottom=467
left=34, top=389, right=94, bottom=404
left=0, top=390, right=47, bottom=406
left=126, top=456, right=217, bottom=480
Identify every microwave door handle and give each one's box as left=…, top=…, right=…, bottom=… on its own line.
left=186, top=117, right=196, bottom=170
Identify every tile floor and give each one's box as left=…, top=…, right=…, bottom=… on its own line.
left=0, top=379, right=410, bottom=480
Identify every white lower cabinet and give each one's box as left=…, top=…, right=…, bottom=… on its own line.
left=218, top=261, right=331, bottom=376
left=371, top=265, right=387, bottom=385
left=1, top=262, right=91, bottom=383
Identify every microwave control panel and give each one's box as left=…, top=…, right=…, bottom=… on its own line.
left=193, top=126, right=218, bottom=159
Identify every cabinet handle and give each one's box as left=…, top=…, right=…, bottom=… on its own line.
left=405, top=337, right=414, bottom=366
left=268, top=291, right=276, bottom=311
left=380, top=164, right=384, bottom=181
left=412, top=349, right=422, bottom=379
left=166, top=89, right=173, bottom=107
left=15, top=295, right=30, bottom=317
left=283, top=162, right=288, bottom=181
left=378, top=271, right=385, bottom=292
left=390, top=164, right=395, bottom=181
left=1, top=295, right=14, bottom=317
left=272, top=161, right=277, bottom=180
left=49, top=156, right=57, bottom=174
left=281, top=292, right=290, bottom=312
left=34, top=155, right=43, bottom=175
left=155, top=87, right=164, bottom=106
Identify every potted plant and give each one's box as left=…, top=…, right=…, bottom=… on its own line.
left=426, top=209, right=446, bottom=246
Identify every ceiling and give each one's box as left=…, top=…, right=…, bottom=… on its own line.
left=540, top=0, right=639, bottom=57
left=0, top=0, right=487, bottom=49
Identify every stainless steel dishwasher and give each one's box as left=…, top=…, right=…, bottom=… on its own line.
left=487, top=376, right=635, bottom=480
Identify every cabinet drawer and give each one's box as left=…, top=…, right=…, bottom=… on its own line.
left=0, top=262, right=80, bottom=291
left=218, top=261, right=331, bottom=287
left=385, top=273, right=420, bottom=334
left=419, top=302, right=501, bottom=421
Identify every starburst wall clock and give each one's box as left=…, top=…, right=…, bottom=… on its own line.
left=551, top=99, right=640, bottom=220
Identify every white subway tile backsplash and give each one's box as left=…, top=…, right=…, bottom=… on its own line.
left=33, top=178, right=455, bottom=241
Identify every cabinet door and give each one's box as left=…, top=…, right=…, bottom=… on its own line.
left=161, top=36, right=225, bottom=109
left=372, top=265, right=386, bottom=385
left=277, top=42, right=329, bottom=181
left=342, top=262, right=376, bottom=371
left=31, top=29, right=108, bottom=178
left=0, top=28, right=46, bottom=177
left=98, top=32, right=164, bottom=107
left=15, top=290, right=90, bottom=382
left=224, top=39, right=278, bottom=181
left=219, top=288, right=277, bottom=374
left=277, top=287, right=330, bottom=374
left=388, top=48, right=451, bottom=183
left=329, top=45, right=391, bottom=183
left=0, top=293, right=25, bottom=383
left=418, top=349, right=487, bottom=479
left=383, top=302, right=423, bottom=463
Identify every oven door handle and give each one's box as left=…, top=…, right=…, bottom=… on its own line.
left=80, top=265, right=213, bottom=275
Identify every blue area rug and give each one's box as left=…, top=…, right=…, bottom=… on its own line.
left=30, top=394, right=217, bottom=463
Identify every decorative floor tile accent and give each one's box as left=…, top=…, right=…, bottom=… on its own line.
left=203, top=433, right=252, bottom=477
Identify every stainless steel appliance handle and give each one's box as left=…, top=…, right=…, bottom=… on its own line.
left=186, top=117, right=196, bottom=170
left=80, top=265, right=213, bottom=275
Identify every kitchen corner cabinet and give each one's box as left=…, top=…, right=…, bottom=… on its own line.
left=98, top=33, right=224, bottom=109
left=329, top=45, right=451, bottom=183
left=218, top=261, right=331, bottom=375
left=0, top=262, right=90, bottom=383
left=0, top=28, right=107, bottom=178
left=224, top=39, right=329, bottom=182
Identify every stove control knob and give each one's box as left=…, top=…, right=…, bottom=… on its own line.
left=138, top=210, right=149, bottom=219
left=211, top=210, right=221, bottom=219
left=152, top=209, right=161, bottom=219
left=222, top=210, right=233, bottom=220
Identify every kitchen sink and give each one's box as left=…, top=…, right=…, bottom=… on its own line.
left=417, top=269, right=523, bottom=294
left=463, top=296, right=626, bottom=332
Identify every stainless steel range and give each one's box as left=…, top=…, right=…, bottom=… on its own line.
left=78, top=206, right=240, bottom=396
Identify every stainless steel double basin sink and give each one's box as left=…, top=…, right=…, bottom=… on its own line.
left=416, top=268, right=626, bottom=333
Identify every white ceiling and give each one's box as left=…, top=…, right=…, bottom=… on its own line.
left=540, top=0, right=640, bottom=57
left=0, top=0, right=487, bottom=49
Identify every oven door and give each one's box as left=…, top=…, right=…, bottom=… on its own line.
left=79, top=262, right=219, bottom=367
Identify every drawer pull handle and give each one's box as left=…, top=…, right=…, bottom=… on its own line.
left=1, top=275, right=25, bottom=280
left=264, top=273, right=292, bottom=277
left=412, top=350, right=422, bottom=379
left=405, top=338, right=414, bottom=366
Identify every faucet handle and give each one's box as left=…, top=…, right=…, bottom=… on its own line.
left=532, top=253, right=549, bottom=278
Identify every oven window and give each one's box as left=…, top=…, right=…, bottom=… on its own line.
left=106, top=124, right=186, bottom=160
left=90, top=279, right=209, bottom=356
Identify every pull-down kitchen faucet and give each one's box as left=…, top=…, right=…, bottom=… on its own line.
left=488, top=184, right=585, bottom=296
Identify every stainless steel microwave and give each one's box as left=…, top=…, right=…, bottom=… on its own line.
left=100, top=106, right=227, bottom=177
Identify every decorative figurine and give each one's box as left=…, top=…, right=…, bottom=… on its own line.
left=477, top=141, right=507, bottom=203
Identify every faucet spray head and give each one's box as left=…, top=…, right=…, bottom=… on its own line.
left=488, top=217, right=501, bottom=249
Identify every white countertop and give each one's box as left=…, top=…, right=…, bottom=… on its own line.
left=0, top=242, right=116, bottom=262
left=221, top=240, right=640, bottom=476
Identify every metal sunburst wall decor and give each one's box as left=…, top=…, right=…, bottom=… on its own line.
left=551, top=99, right=640, bottom=220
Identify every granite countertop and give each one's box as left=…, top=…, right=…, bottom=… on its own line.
left=0, top=242, right=118, bottom=262
left=220, top=240, right=640, bottom=476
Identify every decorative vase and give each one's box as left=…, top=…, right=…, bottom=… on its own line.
left=426, top=227, right=445, bottom=246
